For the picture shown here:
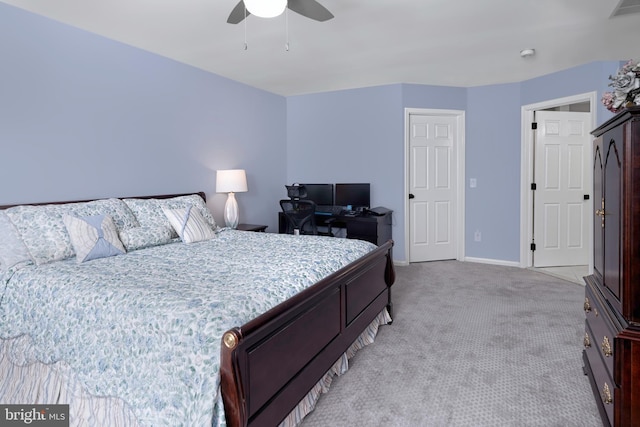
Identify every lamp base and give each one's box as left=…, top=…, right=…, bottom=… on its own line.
left=224, top=192, right=239, bottom=229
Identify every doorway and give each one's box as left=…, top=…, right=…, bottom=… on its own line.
left=520, top=92, right=597, bottom=271
left=404, top=108, right=465, bottom=263
left=532, top=110, right=591, bottom=267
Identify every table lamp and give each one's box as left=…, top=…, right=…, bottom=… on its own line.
left=216, top=169, right=248, bottom=229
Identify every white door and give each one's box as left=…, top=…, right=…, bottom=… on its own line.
left=409, top=113, right=458, bottom=262
left=533, top=110, right=591, bottom=267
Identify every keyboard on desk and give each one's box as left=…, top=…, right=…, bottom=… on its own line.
left=315, top=205, right=344, bottom=215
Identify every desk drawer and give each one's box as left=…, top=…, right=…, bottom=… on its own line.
left=346, top=220, right=377, bottom=237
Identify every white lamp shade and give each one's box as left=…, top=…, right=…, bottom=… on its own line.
left=244, top=0, right=287, bottom=18
left=216, top=169, right=248, bottom=193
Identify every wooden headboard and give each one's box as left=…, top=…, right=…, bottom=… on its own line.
left=0, top=192, right=206, bottom=211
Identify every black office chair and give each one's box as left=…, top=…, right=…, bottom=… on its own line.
left=280, top=199, right=318, bottom=235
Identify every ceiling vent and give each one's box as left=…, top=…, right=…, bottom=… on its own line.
left=611, top=0, right=640, bottom=17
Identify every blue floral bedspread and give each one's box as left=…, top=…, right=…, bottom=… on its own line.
left=0, top=230, right=376, bottom=426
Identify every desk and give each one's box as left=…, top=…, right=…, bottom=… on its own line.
left=278, top=210, right=392, bottom=246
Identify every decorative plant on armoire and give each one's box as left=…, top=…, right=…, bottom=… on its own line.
left=601, top=59, right=640, bottom=113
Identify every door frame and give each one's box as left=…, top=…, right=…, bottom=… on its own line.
left=404, top=108, right=466, bottom=263
left=519, top=91, right=597, bottom=269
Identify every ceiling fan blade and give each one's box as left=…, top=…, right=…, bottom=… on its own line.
left=227, top=1, right=250, bottom=24
left=288, top=0, right=334, bottom=22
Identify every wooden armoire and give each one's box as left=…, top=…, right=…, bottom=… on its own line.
left=583, top=106, right=640, bottom=426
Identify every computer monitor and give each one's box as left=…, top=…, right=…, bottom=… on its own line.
left=335, top=183, right=370, bottom=209
left=301, top=184, right=334, bottom=206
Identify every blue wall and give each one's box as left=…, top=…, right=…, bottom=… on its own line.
left=288, top=68, right=622, bottom=263
left=465, top=83, right=521, bottom=261
left=0, top=3, right=627, bottom=264
left=286, top=85, right=403, bottom=247
left=0, top=3, right=287, bottom=232
left=521, top=61, right=622, bottom=126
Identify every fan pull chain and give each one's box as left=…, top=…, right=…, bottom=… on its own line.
left=244, top=5, right=248, bottom=50
left=285, top=7, right=289, bottom=51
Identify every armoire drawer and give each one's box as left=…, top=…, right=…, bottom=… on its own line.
left=584, top=282, right=617, bottom=380
left=583, top=322, right=615, bottom=426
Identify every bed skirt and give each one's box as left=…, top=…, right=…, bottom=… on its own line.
left=0, top=335, right=139, bottom=426
left=0, top=308, right=391, bottom=427
left=279, top=308, right=392, bottom=427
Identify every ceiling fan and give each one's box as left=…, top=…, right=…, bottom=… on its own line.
left=227, top=0, right=334, bottom=24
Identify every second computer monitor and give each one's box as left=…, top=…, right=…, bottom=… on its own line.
left=301, top=184, right=334, bottom=206
left=335, top=183, right=370, bottom=209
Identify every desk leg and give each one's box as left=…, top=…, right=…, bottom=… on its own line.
left=387, top=287, right=393, bottom=324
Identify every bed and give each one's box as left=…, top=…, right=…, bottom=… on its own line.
left=0, top=192, right=395, bottom=426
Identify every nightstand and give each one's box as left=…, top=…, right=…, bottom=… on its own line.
left=236, top=223, right=268, bottom=232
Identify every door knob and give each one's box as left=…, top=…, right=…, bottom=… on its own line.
left=409, top=194, right=415, bottom=199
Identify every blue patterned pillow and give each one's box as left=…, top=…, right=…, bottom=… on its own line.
left=118, top=225, right=174, bottom=251
left=0, top=211, right=33, bottom=272
left=63, top=214, right=126, bottom=263
left=124, top=195, right=217, bottom=240
left=6, top=199, right=138, bottom=265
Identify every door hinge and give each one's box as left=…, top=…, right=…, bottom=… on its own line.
left=530, top=243, right=536, bottom=251
left=531, top=122, right=538, bottom=130
left=531, top=183, right=537, bottom=190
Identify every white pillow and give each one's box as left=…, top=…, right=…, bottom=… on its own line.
left=163, top=206, right=216, bottom=244
left=63, top=214, right=126, bottom=263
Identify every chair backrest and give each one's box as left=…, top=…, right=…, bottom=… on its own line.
left=280, top=199, right=317, bottom=235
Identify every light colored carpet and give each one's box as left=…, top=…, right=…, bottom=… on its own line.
left=302, top=260, right=603, bottom=427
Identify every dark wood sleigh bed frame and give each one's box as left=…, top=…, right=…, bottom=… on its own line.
left=0, top=191, right=395, bottom=427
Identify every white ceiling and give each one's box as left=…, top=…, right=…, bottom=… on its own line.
left=2, top=0, right=639, bottom=96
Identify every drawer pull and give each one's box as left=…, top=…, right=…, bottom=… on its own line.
left=602, top=382, right=612, bottom=404
left=584, top=298, right=591, bottom=313
left=583, top=333, right=591, bottom=348
left=601, top=336, right=612, bottom=357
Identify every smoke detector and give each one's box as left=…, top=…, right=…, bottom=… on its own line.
left=520, top=49, right=536, bottom=58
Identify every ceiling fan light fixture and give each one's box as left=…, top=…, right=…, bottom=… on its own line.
left=244, top=0, right=287, bottom=18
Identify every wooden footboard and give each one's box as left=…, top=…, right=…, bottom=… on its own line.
left=220, top=239, right=395, bottom=427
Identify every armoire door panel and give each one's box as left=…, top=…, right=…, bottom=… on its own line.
left=604, top=132, right=623, bottom=306
left=593, top=139, right=604, bottom=283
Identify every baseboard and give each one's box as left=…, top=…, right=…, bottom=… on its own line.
left=463, top=257, right=521, bottom=268
left=394, top=258, right=519, bottom=268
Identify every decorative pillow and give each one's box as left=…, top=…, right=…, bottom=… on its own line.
left=63, top=214, right=126, bottom=263
left=6, top=198, right=138, bottom=265
left=118, top=225, right=174, bottom=252
left=0, top=211, right=33, bottom=272
left=163, top=206, right=216, bottom=244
